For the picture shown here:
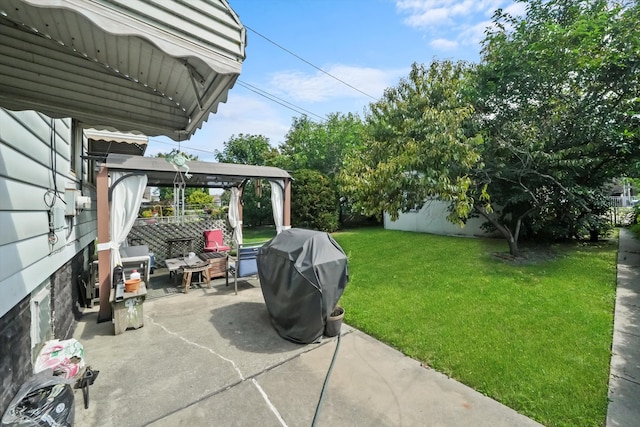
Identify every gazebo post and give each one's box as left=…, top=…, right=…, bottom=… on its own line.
left=96, top=165, right=112, bottom=322
left=283, top=178, right=291, bottom=228
left=238, top=184, right=244, bottom=230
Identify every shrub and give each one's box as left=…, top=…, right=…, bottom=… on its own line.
left=291, top=169, right=339, bottom=232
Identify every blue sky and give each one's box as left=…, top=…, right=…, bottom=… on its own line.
left=147, top=0, right=525, bottom=162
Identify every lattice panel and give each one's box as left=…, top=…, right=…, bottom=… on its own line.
left=128, top=218, right=230, bottom=265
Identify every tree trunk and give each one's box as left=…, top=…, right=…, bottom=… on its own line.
left=476, top=208, right=521, bottom=257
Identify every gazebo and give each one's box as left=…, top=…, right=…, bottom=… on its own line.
left=95, top=153, right=293, bottom=322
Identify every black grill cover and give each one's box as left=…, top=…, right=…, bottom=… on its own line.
left=257, top=228, right=348, bottom=344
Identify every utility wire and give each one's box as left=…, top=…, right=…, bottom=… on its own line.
left=245, top=25, right=378, bottom=101
left=148, top=138, right=217, bottom=156
left=237, top=80, right=326, bottom=122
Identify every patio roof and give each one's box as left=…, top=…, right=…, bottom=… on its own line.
left=0, top=0, right=246, bottom=140
left=104, top=153, right=293, bottom=189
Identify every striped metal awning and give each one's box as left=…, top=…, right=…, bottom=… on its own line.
left=85, top=129, right=148, bottom=157
left=0, top=0, right=246, bottom=140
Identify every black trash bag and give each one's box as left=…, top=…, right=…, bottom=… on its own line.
left=257, top=228, right=349, bottom=344
left=1, top=370, right=74, bottom=427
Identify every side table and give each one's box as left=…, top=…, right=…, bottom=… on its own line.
left=110, top=282, right=147, bottom=335
left=182, top=263, right=210, bottom=293
left=198, top=252, right=228, bottom=285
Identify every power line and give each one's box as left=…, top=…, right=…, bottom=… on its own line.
left=147, top=138, right=217, bottom=156
left=245, top=25, right=378, bottom=101
left=237, top=80, right=326, bottom=122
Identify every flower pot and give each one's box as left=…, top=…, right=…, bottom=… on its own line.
left=124, top=278, right=141, bottom=293
left=324, top=305, right=344, bottom=337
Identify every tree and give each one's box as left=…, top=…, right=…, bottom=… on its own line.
left=278, top=113, right=367, bottom=226
left=473, top=0, right=640, bottom=250
left=215, top=134, right=277, bottom=226
left=340, top=60, right=483, bottom=228
left=291, top=169, right=340, bottom=232
left=186, top=189, right=213, bottom=207
left=279, top=113, right=366, bottom=178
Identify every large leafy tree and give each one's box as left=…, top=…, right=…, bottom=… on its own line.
left=278, top=113, right=366, bottom=226
left=474, top=0, right=640, bottom=250
left=341, top=1, right=639, bottom=256
left=279, top=113, right=365, bottom=178
left=340, top=60, right=483, bottom=226
left=215, top=134, right=278, bottom=226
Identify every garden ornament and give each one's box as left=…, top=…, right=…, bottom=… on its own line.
left=165, top=151, right=192, bottom=179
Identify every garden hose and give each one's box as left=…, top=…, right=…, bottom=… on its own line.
left=311, top=332, right=342, bottom=427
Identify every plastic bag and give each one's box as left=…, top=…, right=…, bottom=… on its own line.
left=33, top=339, right=85, bottom=380
left=1, top=370, right=74, bottom=427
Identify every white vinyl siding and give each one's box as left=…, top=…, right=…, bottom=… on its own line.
left=0, top=108, right=97, bottom=318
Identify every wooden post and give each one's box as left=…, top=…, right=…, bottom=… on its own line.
left=238, top=185, right=244, bottom=225
left=96, top=165, right=112, bottom=322
left=283, top=178, right=291, bottom=227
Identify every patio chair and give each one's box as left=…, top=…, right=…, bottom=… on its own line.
left=119, top=245, right=151, bottom=283
left=228, top=242, right=265, bottom=294
left=203, top=229, right=231, bottom=253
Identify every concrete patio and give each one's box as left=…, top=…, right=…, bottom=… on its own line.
left=71, top=272, right=542, bottom=426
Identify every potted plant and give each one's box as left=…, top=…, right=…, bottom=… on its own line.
left=324, top=305, right=344, bottom=337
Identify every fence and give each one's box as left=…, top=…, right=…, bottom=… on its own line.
left=609, top=196, right=638, bottom=208
left=127, top=217, right=230, bottom=266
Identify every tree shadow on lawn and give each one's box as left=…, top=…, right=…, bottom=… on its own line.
left=488, top=236, right=617, bottom=266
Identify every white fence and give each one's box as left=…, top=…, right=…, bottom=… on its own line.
left=609, top=196, right=638, bottom=208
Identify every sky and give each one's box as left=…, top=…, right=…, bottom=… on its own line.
left=146, top=0, right=526, bottom=162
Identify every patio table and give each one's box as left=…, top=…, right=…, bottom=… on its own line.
left=165, top=236, right=195, bottom=258
left=165, top=255, right=212, bottom=289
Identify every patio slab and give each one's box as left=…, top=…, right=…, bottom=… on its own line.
left=72, top=276, right=543, bottom=426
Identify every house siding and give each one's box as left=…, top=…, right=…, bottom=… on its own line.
left=0, top=108, right=97, bottom=415
left=384, top=199, right=498, bottom=237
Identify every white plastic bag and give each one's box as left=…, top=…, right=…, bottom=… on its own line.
left=34, top=339, right=85, bottom=380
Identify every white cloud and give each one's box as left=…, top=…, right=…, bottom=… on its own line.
left=146, top=94, right=291, bottom=161
left=459, top=19, right=494, bottom=46
left=404, top=7, right=452, bottom=27
left=395, top=0, right=516, bottom=53
left=503, top=2, right=526, bottom=17
left=396, top=0, right=505, bottom=29
left=267, top=64, right=407, bottom=104
left=430, top=38, right=459, bottom=51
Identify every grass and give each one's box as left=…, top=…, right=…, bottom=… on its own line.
left=329, top=227, right=618, bottom=427
left=243, top=226, right=277, bottom=243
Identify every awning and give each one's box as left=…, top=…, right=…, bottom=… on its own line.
left=85, top=129, right=148, bottom=157
left=0, top=0, right=246, bottom=140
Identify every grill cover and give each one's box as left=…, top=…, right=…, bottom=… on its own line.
left=257, top=228, right=348, bottom=344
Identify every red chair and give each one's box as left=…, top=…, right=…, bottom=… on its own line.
left=203, top=229, right=231, bottom=253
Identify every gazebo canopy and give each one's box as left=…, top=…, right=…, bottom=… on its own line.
left=104, top=153, right=292, bottom=189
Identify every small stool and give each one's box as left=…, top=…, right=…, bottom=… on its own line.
left=182, top=263, right=211, bottom=293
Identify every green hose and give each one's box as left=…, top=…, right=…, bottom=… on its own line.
left=311, top=332, right=342, bottom=427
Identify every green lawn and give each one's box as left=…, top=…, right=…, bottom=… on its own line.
left=243, top=226, right=277, bottom=243
left=329, top=228, right=617, bottom=427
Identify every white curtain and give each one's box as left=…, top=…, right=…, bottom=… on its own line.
left=270, top=180, right=288, bottom=234
left=228, top=187, right=243, bottom=245
left=110, top=171, right=148, bottom=274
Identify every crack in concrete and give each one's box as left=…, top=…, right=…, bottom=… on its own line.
left=144, top=315, right=354, bottom=426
